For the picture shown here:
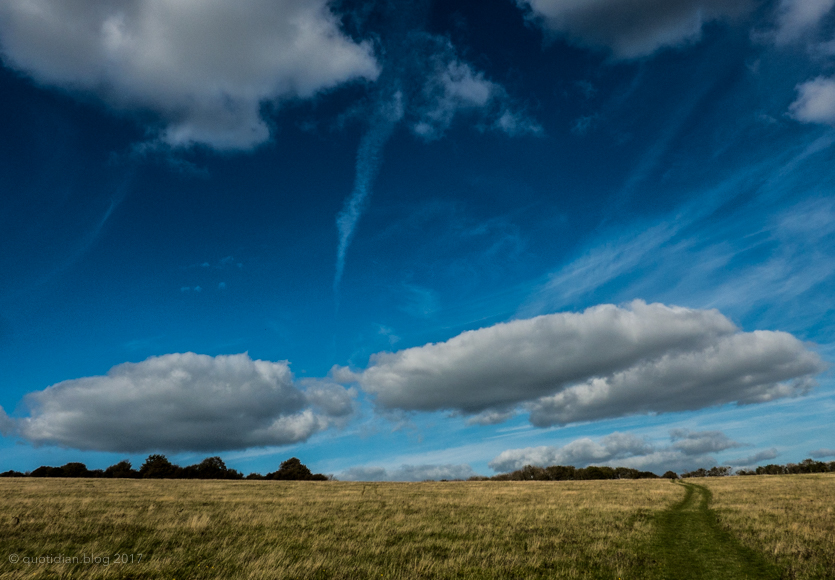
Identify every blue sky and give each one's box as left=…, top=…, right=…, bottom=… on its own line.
left=1, top=0, right=834, bottom=480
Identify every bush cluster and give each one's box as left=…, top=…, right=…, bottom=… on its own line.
left=0, top=456, right=328, bottom=480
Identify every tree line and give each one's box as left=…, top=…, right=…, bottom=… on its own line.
left=3, top=456, right=833, bottom=481
left=470, top=464, right=667, bottom=482
left=0, top=456, right=328, bottom=481
left=483, top=458, right=835, bottom=481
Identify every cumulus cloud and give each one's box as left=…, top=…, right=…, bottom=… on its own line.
left=725, top=448, right=779, bottom=466
left=516, top=0, right=752, bottom=59
left=13, top=353, right=354, bottom=452
left=528, top=329, right=820, bottom=426
left=790, top=77, right=835, bottom=126
left=489, top=429, right=744, bottom=473
left=773, top=0, right=835, bottom=44
left=670, top=429, right=743, bottom=455
left=339, top=463, right=477, bottom=481
left=351, top=301, right=824, bottom=426
left=0, top=0, right=378, bottom=150
left=300, top=379, right=356, bottom=420
left=490, top=432, right=653, bottom=472
left=810, top=448, right=835, bottom=458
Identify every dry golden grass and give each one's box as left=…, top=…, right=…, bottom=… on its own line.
left=1, top=478, right=681, bottom=579
left=694, top=474, right=835, bottom=580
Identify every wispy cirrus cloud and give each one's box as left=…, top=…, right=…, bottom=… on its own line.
left=333, top=22, right=539, bottom=293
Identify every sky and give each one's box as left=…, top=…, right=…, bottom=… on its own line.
left=0, top=0, right=834, bottom=480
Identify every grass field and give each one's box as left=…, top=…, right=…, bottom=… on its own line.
left=695, top=474, right=835, bottom=580
left=1, top=475, right=833, bottom=579
left=2, top=478, right=679, bottom=579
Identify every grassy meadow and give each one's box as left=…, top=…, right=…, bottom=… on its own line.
left=695, top=474, right=835, bottom=580
left=2, top=478, right=679, bottom=579
left=1, top=475, right=833, bottom=579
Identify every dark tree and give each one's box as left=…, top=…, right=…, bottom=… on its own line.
left=30, top=465, right=64, bottom=477
left=576, top=466, right=615, bottom=480
left=267, top=458, right=328, bottom=481
left=662, top=471, right=679, bottom=480
left=0, top=470, right=25, bottom=477
left=105, top=460, right=139, bottom=479
left=182, top=456, right=243, bottom=480
left=755, top=464, right=785, bottom=475
left=139, top=454, right=181, bottom=479
left=544, top=465, right=576, bottom=481
left=61, top=462, right=92, bottom=478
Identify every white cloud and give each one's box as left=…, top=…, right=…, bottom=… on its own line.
left=0, top=0, right=378, bottom=150
left=339, top=463, right=477, bottom=481
left=489, top=429, right=744, bottom=473
left=670, top=429, right=742, bottom=455
left=773, top=0, right=835, bottom=44
left=409, top=38, right=541, bottom=140
left=14, top=353, right=354, bottom=452
left=516, top=0, right=752, bottom=59
left=338, top=466, right=388, bottom=481
left=300, top=379, right=356, bottom=420
left=352, top=301, right=824, bottom=425
left=490, top=432, right=653, bottom=472
left=412, top=58, right=497, bottom=139
left=725, top=448, right=779, bottom=466
left=528, top=329, right=820, bottom=426
left=790, top=77, right=835, bottom=126
left=465, top=409, right=518, bottom=426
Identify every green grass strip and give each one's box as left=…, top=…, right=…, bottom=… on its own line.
left=640, top=482, right=782, bottom=580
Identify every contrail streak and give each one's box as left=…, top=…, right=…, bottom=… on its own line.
left=334, top=93, right=403, bottom=294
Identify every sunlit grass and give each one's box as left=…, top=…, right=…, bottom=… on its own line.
left=5, top=475, right=831, bottom=579
left=2, top=478, right=681, bottom=579
left=692, top=474, right=835, bottom=580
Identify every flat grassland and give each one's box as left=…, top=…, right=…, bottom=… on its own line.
left=3, top=479, right=677, bottom=579
left=1, top=475, right=833, bottom=579
left=695, top=474, right=835, bottom=580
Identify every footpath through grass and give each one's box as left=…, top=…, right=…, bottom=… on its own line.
left=642, top=482, right=782, bottom=580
